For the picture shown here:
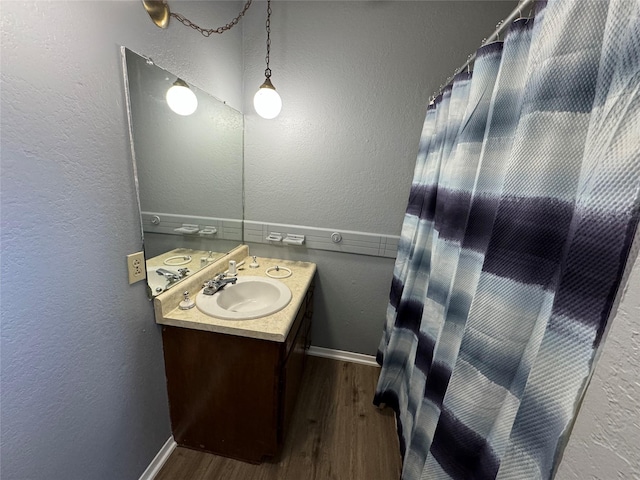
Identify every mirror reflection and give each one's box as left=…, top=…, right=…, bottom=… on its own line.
left=122, top=47, right=244, bottom=296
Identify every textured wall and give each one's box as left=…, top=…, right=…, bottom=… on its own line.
left=0, top=2, right=243, bottom=479
left=242, top=1, right=517, bottom=234
left=557, top=250, right=640, bottom=479
left=241, top=1, right=517, bottom=355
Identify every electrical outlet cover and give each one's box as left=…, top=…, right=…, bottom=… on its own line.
left=127, top=251, right=146, bottom=284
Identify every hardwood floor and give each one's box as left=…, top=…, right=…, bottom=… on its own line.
left=155, top=356, right=402, bottom=479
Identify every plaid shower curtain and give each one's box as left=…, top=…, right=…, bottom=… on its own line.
left=374, top=0, right=640, bottom=478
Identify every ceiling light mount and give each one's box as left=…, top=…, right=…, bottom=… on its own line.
left=142, top=1, right=170, bottom=29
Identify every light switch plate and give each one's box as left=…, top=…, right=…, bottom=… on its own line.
left=127, top=251, right=146, bottom=284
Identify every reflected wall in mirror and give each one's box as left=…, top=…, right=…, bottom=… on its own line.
left=122, top=47, right=244, bottom=296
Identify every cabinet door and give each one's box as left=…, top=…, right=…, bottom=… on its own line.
left=162, top=326, right=281, bottom=463
left=279, top=311, right=310, bottom=443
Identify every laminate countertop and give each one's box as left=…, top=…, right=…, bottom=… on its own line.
left=154, top=252, right=316, bottom=342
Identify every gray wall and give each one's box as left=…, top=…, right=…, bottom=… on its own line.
left=1, top=2, right=243, bottom=479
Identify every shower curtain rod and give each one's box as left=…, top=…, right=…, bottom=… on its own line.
left=429, top=0, right=536, bottom=103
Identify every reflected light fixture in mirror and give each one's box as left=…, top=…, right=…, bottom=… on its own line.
left=166, top=78, right=198, bottom=116
left=254, top=0, right=282, bottom=119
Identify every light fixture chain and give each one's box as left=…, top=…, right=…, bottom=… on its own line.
left=264, top=0, right=272, bottom=78
left=170, top=0, right=253, bottom=37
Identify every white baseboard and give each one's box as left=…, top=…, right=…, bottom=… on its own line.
left=307, top=346, right=379, bottom=367
left=139, top=436, right=176, bottom=480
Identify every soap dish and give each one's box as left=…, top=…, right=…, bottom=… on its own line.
left=283, top=234, right=305, bottom=246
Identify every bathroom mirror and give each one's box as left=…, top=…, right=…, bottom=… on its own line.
left=122, top=47, right=243, bottom=296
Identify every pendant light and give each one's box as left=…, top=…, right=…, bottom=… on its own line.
left=253, top=0, right=282, bottom=119
left=166, top=78, right=198, bottom=116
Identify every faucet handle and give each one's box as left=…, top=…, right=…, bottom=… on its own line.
left=179, top=291, right=195, bottom=310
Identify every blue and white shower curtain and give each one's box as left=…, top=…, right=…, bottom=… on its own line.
left=375, top=0, right=640, bottom=478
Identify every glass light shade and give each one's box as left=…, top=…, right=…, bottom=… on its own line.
left=166, top=80, right=198, bottom=116
left=254, top=80, right=282, bottom=119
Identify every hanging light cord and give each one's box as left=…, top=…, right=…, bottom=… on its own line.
left=170, top=0, right=253, bottom=37
left=264, top=0, right=272, bottom=79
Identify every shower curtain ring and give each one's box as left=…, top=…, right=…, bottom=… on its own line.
left=496, top=20, right=504, bottom=41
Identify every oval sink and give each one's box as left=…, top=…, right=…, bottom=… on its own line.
left=195, top=276, right=292, bottom=320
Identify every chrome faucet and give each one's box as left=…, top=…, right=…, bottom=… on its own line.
left=177, top=268, right=190, bottom=278
left=156, top=268, right=181, bottom=283
left=202, top=274, right=238, bottom=295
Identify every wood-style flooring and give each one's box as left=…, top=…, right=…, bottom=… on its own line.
left=155, top=356, right=402, bottom=480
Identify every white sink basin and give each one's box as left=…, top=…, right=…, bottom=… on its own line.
left=195, top=276, right=292, bottom=320
left=148, top=267, right=178, bottom=294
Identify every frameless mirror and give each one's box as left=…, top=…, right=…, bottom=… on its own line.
left=122, top=47, right=243, bottom=296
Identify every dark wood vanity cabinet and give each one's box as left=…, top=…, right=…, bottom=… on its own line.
left=161, top=281, right=314, bottom=464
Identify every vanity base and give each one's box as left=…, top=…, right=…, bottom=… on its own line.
left=161, top=282, right=313, bottom=463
